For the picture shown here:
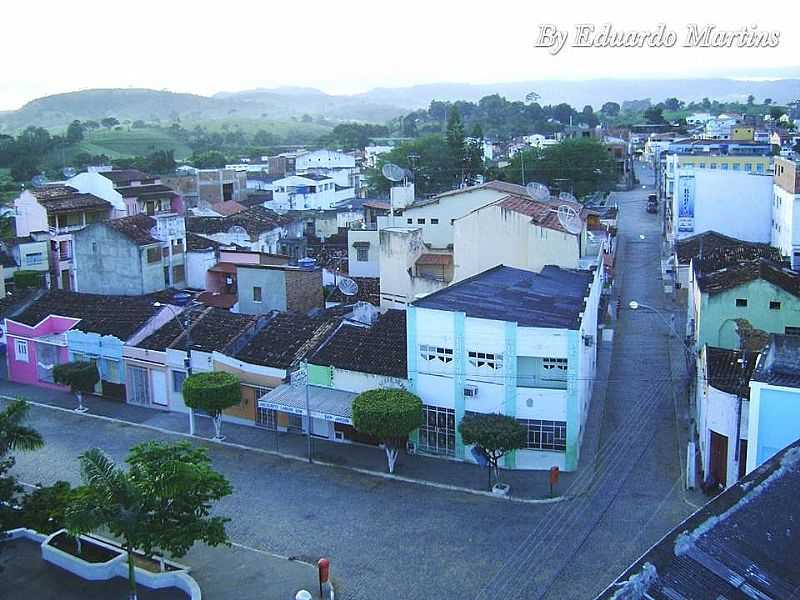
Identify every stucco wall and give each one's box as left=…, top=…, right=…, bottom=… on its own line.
left=697, top=279, right=800, bottom=350
left=747, top=382, right=800, bottom=473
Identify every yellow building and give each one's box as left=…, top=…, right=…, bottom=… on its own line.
left=675, top=154, right=771, bottom=174
left=731, top=126, right=755, bottom=141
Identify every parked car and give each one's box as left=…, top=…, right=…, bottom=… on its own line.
left=647, top=193, right=658, bottom=213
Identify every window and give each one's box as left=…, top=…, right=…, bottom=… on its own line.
left=736, top=298, right=748, bottom=307
left=127, top=366, right=151, bottom=406
left=770, top=301, right=782, bottom=311
left=732, top=163, right=740, bottom=171
left=542, top=357, right=568, bottom=371
left=744, top=163, right=753, bottom=171
left=253, top=286, right=262, bottom=302
left=419, top=344, right=453, bottom=364
left=146, top=247, right=161, bottom=264
left=785, top=326, right=800, bottom=336
left=256, top=406, right=278, bottom=429
left=24, top=252, right=44, bottom=266
left=518, top=419, right=567, bottom=452
left=407, top=218, right=413, bottom=224
left=756, top=164, right=765, bottom=173
left=286, top=413, right=304, bottom=432
left=721, top=163, right=729, bottom=170
left=173, top=264, right=185, bottom=282
left=698, top=162, right=706, bottom=169
left=710, top=163, right=717, bottom=169
left=468, top=351, right=503, bottom=370
left=417, top=218, right=426, bottom=224
left=431, top=218, right=439, bottom=224
left=172, top=370, right=186, bottom=393
left=172, top=239, right=184, bottom=254
left=14, top=339, right=29, bottom=363
left=356, top=246, right=369, bottom=262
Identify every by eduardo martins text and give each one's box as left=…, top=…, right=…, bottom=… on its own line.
left=535, top=24, right=780, bottom=55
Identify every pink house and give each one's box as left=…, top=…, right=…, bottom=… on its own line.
left=5, top=314, right=78, bottom=390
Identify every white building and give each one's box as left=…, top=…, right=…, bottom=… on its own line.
left=453, top=192, right=592, bottom=282
left=401, top=181, right=529, bottom=250
left=407, top=264, right=603, bottom=471
left=378, top=227, right=451, bottom=310
left=696, top=345, right=755, bottom=490
left=686, top=113, right=713, bottom=126
left=704, top=115, right=739, bottom=140
left=671, top=168, right=773, bottom=243
left=348, top=228, right=380, bottom=278
left=295, top=149, right=358, bottom=188
left=771, top=157, right=800, bottom=267
left=271, top=174, right=355, bottom=211
left=364, top=145, right=393, bottom=168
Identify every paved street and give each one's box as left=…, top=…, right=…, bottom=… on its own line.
left=5, top=164, right=701, bottom=600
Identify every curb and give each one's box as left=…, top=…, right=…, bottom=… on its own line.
left=1, top=395, right=568, bottom=505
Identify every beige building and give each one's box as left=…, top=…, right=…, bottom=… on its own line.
left=453, top=193, right=590, bottom=282
left=400, top=181, right=531, bottom=249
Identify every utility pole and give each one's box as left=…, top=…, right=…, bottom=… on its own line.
left=520, top=151, right=526, bottom=186
left=303, top=358, right=312, bottom=464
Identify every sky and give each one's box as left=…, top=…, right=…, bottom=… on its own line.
left=1, top=0, right=798, bottom=111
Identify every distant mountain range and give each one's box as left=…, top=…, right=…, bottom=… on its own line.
left=1, top=76, right=798, bottom=132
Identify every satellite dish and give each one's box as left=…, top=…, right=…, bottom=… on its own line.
left=62, top=166, right=77, bottom=178
left=31, top=174, right=48, bottom=188
left=558, top=191, right=577, bottom=204
left=556, top=204, right=583, bottom=235
left=381, top=163, right=404, bottom=182
left=337, top=277, right=359, bottom=297
left=526, top=182, right=550, bottom=202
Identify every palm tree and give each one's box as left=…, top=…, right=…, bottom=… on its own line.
left=0, top=399, right=44, bottom=456
left=66, top=449, right=145, bottom=600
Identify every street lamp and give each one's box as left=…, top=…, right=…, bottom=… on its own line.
left=153, top=301, right=196, bottom=436
left=628, top=300, right=694, bottom=375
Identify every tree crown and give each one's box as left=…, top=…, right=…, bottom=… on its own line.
left=182, top=372, right=241, bottom=414
left=458, top=413, right=527, bottom=457
left=352, top=388, right=423, bottom=441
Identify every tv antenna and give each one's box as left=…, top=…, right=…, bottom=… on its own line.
left=555, top=204, right=583, bottom=234
left=525, top=182, right=550, bottom=202
left=381, top=163, right=404, bottom=183
left=31, top=174, right=48, bottom=188
left=62, top=166, right=77, bottom=179
left=337, top=277, right=359, bottom=297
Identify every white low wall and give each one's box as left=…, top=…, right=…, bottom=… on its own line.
left=2, top=528, right=202, bottom=600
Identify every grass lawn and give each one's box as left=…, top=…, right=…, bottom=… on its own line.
left=183, top=116, right=332, bottom=138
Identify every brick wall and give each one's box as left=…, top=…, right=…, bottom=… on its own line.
left=286, top=269, right=323, bottom=314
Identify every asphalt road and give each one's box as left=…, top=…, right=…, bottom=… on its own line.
left=7, top=164, right=698, bottom=600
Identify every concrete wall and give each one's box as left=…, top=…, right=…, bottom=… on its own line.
left=379, top=227, right=447, bottom=310
left=771, top=184, right=800, bottom=266
left=747, top=382, right=800, bottom=473
left=73, top=224, right=165, bottom=295
left=696, top=278, right=800, bottom=350
left=453, top=203, right=581, bottom=281
left=13, top=190, right=48, bottom=237
left=185, top=249, right=217, bottom=289
left=347, top=229, right=380, bottom=278
left=672, top=169, right=772, bottom=242
left=236, top=265, right=323, bottom=315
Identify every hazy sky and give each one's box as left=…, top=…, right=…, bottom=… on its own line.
left=1, top=0, right=797, bottom=110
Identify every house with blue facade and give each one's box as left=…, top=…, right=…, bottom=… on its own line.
left=407, top=264, right=603, bottom=471
left=747, top=334, right=800, bottom=474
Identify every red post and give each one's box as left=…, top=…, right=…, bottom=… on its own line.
left=318, top=558, right=330, bottom=597
left=549, top=466, right=560, bottom=497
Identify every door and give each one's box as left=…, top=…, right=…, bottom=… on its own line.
left=418, top=405, right=455, bottom=457
left=738, top=439, right=748, bottom=480
left=311, top=417, right=330, bottom=439
left=150, top=370, right=168, bottom=406
left=709, top=430, right=728, bottom=489
left=61, top=269, right=71, bottom=290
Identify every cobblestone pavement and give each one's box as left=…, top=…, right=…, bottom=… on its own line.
left=5, top=163, right=703, bottom=600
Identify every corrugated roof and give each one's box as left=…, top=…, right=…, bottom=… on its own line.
left=751, top=333, right=800, bottom=387
left=705, top=346, right=758, bottom=397
left=696, top=259, right=800, bottom=297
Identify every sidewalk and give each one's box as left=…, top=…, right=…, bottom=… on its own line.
left=0, top=339, right=613, bottom=501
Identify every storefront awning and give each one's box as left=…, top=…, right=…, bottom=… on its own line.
left=257, top=384, right=356, bottom=425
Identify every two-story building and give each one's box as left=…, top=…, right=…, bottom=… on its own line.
left=0, top=232, right=51, bottom=287
left=453, top=192, right=594, bottom=282
left=14, top=185, right=113, bottom=290
left=407, top=263, right=603, bottom=471
left=295, top=149, right=359, bottom=189
left=72, top=214, right=187, bottom=294
left=271, top=174, right=355, bottom=211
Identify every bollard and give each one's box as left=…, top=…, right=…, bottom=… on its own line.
left=318, top=558, right=330, bottom=597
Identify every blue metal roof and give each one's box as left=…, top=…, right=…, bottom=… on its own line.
left=412, top=265, right=592, bottom=329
